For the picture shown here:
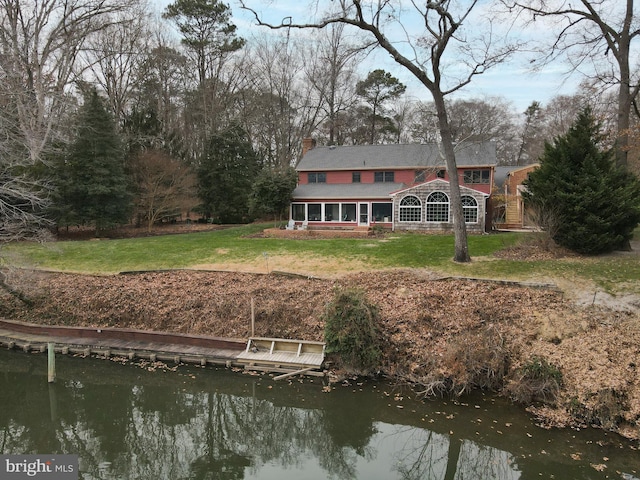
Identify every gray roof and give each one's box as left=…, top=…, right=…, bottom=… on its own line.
left=494, top=164, right=539, bottom=188
left=292, top=182, right=405, bottom=200
left=494, top=166, right=514, bottom=188
left=390, top=178, right=490, bottom=198
left=297, top=142, right=497, bottom=171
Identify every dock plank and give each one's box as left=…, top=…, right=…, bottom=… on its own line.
left=236, top=337, right=325, bottom=369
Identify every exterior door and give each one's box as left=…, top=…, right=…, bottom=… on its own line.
left=358, top=203, right=369, bottom=226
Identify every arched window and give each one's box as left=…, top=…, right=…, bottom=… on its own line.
left=426, top=191, right=449, bottom=222
left=461, top=195, right=478, bottom=223
left=399, top=195, right=421, bottom=222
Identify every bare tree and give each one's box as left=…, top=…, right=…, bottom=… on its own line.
left=502, top=0, right=640, bottom=168
left=410, top=97, right=519, bottom=164
left=0, top=159, right=51, bottom=241
left=245, top=35, right=310, bottom=167
left=234, top=34, right=327, bottom=167
left=239, top=0, right=518, bottom=262
left=389, top=97, right=421, bottom=144
left=518, top=85, right=619, bottom=166
left=446, top=97, right=519, bottom=164
left=0, top=0, right=140, bottom=241
left=84, top=2, right=151, bottom=124
left=136, top=31, right=189, bottom=136
left=132, top=149, right=199, bottom=232
left=305, top=23, right=367, bottom=145
left=0, top=0, right=139, bottom=164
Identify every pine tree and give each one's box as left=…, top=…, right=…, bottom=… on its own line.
left=54, top=89, right=132, bottom=233
left=524, top=108, right=640, bottom=254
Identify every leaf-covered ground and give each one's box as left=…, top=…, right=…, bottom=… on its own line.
left=1, top=267, right=639, bottom=440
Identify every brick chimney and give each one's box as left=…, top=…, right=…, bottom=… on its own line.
left=302, top=137, right=316, bottom=157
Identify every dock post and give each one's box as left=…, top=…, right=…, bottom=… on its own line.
left=251, top=297, right=255, bottom=337
left=47, top=342, right=56, bottom=383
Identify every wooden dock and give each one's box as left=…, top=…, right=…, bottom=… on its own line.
left=0, top=319, right=327, bottom=378
left=0, top=318, right=245, bottom=367
left=236, top=337, right=326, bottom=378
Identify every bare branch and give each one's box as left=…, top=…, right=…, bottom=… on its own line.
left=500, top=0, right=639, bottom=167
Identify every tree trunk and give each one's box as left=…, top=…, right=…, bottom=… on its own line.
left=433, top=92, right=470, bottom=263
left=615, top=26, right=631, bottom=169
left=443, top=436, right=461, bottom=480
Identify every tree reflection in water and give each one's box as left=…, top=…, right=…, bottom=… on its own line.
left=0, top=352, right=638, bottom=480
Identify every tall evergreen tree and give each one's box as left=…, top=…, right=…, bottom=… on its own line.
left=249, top=166, right=298, bottom=222
left=197, top=125, right=261, bottom=223
left=163, top=0, right=244, bottom=87
left=53, top=89, right=132, bottom=233
left=356, top=69, right=406, bottom=144
left=523, top=108, right=640, bottom=254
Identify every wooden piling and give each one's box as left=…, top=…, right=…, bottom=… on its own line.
left=251, top=297, right=255, bottom=337
left=47, top=342, right=56, bottom=383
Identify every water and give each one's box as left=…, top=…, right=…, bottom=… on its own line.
left=0, top=349, right=638, bottom=480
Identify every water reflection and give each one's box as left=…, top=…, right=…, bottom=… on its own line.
left=0, top=350, right=638, bottom=480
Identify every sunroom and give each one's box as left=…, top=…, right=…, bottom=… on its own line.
left=289, top=183, right=401, bottom=228
left=390, top=179, right=489, bottom=233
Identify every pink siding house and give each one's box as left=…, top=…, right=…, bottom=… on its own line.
left=291, top=140, right=497, bottom=233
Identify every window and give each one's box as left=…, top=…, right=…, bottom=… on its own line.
left=461, top=195, right=478, bottom=223
left=414, top=170, right=426, bottom=183
left=352, top=172, right=361, bottom=183
left=325, top=203, right=339, bottom=221
left=426, top=191, right=449, bottom=222
left=436, top=169, right=446, bottom=179
left=463, top=169, right=490, bottom=184
left=308, top=203, right=321, bottom=221
left=374, top=171, right=395, bottom=182
left=342, top=203, right=356, bottom=222
left=308, top=172, right=326, bottom=183
left=292, top=204, right=305, bottom=221
left=372, top=203, right=392, bottom=222
left=399, top=195, right=421, bottom=222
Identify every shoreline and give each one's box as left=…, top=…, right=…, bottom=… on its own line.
left=0, top=268, right=638, bottom=441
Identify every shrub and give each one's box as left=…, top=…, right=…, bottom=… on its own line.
left=523, top=107, right=640, bottom=254
left=444, top=326, right=509, bottom=396
left=323, top=288, right=382, bottom=373
left=507, top=356, right=562, bottom=404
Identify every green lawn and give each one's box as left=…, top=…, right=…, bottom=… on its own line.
left=4, top=223, right=639, bottom=295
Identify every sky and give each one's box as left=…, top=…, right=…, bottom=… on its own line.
left=154, top=0, right=583, bottom=115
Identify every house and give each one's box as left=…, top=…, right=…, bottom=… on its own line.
left=493, top=164, right=539, bottom=230
left=290, top=139, right=497, bottom=233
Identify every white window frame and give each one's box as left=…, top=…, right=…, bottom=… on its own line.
left=399, top=195, right=422, bottom=223
left=461, top=195, right=479, bottom=224
left=425, top=191, right=450, bottom=223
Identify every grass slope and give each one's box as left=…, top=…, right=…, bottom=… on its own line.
left=4, top=223, right=639, bottom=296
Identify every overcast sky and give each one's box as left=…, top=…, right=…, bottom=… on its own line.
left=154, top=0, right=582, bottom=115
